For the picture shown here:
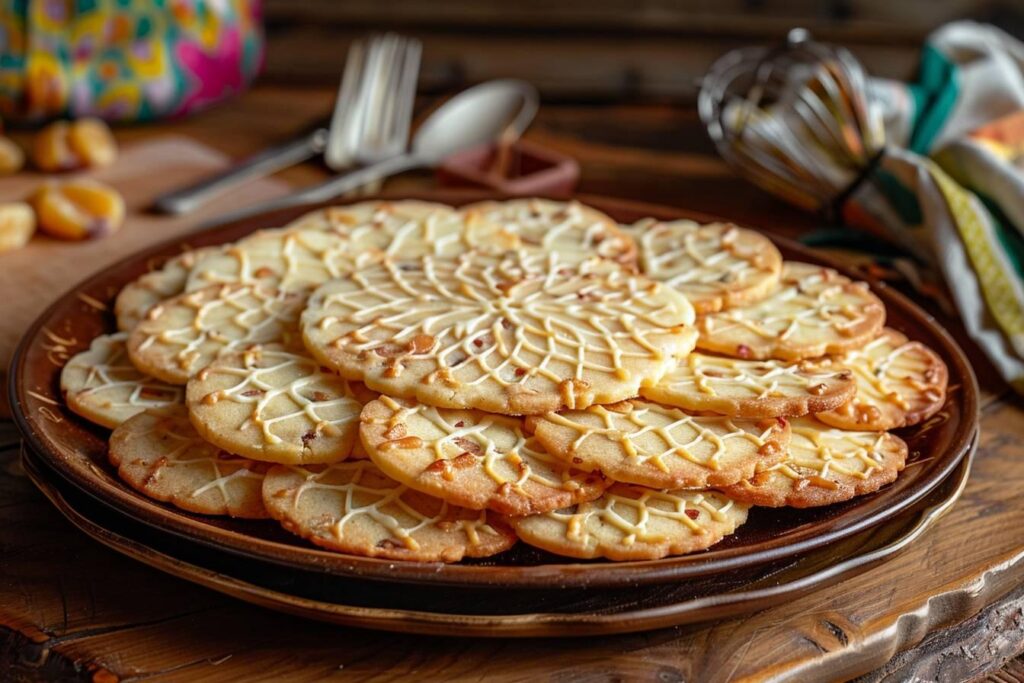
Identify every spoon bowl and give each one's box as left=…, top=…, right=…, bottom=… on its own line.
left=411, top=80, right=539, bottom=164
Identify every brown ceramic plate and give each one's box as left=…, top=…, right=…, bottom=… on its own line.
left=20, top=438, right=974, bottom=637
left=9, top=191, right=980, bottom=589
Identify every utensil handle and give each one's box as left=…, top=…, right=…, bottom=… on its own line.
left=211, top=153, right=422, bottom=224
left=152, top=128, right=329, bottom=215
left=289, top=154, right=421, bottom=204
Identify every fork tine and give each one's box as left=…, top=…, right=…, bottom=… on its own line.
left=374, top=34, right=404, bottom=150
left=390, top=38, right=422, bottom=156
left=327, top=32, right=421, bottom=168
left=352, top=34, right=420, bottom=163
left=356, top=34, right=389, bottom=149
left=324, top=36, right=366, bottom=168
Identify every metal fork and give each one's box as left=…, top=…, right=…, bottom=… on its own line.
left=328, top=34, right=420, bottom=171
left=154, top=34, right=420, bottom=215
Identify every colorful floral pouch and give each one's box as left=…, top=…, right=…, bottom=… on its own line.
left=0, top=0, right=263, bottom=123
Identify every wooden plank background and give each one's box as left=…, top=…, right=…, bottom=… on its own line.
left=261, top=0, right=1024, bottom=98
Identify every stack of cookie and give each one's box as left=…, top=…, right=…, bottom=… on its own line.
left=60, top=199, right=949, bottom=563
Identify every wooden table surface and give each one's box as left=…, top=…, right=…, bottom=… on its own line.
left=2, top=84, right=1023, bottom=682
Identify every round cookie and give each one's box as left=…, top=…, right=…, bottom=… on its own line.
left=720, top=416, right=907, bottom=508
left=301, top=250, right=696, bottom=415
left=185, top=227, right=352, bottom=294
left=186, top=345, right=363, bottom=465
left=187, top=204, right=466, bottom=294
left=114, top=246, right=221, bottom=331
left=329, top=201, right=468, bottom=260
left=461, top=199, right=637, bottom=266
left=631, top=218, right=782, bottom=314
left=512, top=485, right=749, bottom=560
left=109, top=407, right=269, bottom=518
left=61, top=332, right=182, bottom=429
left=531, top=399, right=790, bottom=489
left=816, top=328, right=948, bottom=431
left=127, top=283, right=304, bottom=384
left=262, top=460, right=517, bottom=562
left=282, top=200, right=456, bottom=232
left=360, top=395, right=609, bottom=515
left=696, top=261, right=886, bottom=361
left=640, top=352, right=856, bottom=418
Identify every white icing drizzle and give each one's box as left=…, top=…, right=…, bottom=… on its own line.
left=544, top=401, right=776, bottom=473
left=286, top=460, right=500, bottom=551
left=136, top=284, right=302, bottom=378
left=700, top=262, right=880, bottom=344
left=754, top=418, right=898, bottom=486
left=830, top=329, right=944, bottom=412
left=64, top=333, right=182, bottom=418
left=653, top=353, right=848, bottom=400
left=116, top=246, right=221, bottom=329
left=531, top=487, right=745, bottom=548
left=635, top=219, right=778, bottom=297
left=303, top=250, right=694, bottom=398
left=119, top=411, right=265, bottom=509
left=186, top=205, right=467, bottom=294
left=465, top=199, right=632, bottom=263
left=198, top=347, right=362, bottom=448
left=146, top=429, right=264, bottom=500
left=373, top=395, right=587, bottom=494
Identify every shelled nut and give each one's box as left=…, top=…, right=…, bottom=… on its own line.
left=68, top=118, right=117, bottom=167
left=0, top=136, right=25, bottom=175
left=31, top=179, right=125, bottom=240
left=32, top=118, right=118, bottom=172
left=32, top=121, right=79, bottom=172
left=0, top=202, right=36, bottom=252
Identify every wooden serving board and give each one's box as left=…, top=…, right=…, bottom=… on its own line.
left=0, top=137, right=289, bottom=407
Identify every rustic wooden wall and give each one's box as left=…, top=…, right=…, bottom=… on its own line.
left=260, top=0, right=1024, bottom=99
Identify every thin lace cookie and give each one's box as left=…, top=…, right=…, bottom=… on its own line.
left=185, top=226, right=356, bottom=294
left=696, top=261, right=886, bottom=361
left=720, top=416, right=907, bottom=508
left=301, top=250, right=696, bottom=415
left=631, top=218, right=782, bottom=314
left=360, top=395, right=609, bottom=515
left=816, top=327, right=948, bottom=431
left=282, top=199, right=457, bottom=232
left=531, top=399, right=790, bottom=489
left=127, top=283, right=304, bottom=384
left=512, top=485, right=749, bottom=560
left=109, top=407, right=270, bottom=518
left=640, top=352, right=856, bottom=418
left=61, top=332, right=181, bottom=429
left=461, top=198, right=637, bottom=267
left=186, top=203, right=467, bottom=294
left=186, top=345, right=363, bottom=465
left=114, top=246, right=222, bottom=331
left=261, top=459, right=517, bottom=562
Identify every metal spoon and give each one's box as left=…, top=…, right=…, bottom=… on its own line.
left=231, top=79, right=538, bottom=219
left=154, top=34, right=421, bottom=215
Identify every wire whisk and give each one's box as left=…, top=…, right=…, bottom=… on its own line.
left=698, top=29, right=887, bottom=219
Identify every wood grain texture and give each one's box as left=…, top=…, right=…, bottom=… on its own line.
left=1, top=84, right=1022, bottom=680
left=858, top=581, right=1024, bottom=682
left=259, top=0, right=1018, bottom=97
left=0, top=401, right=1020, bottom=680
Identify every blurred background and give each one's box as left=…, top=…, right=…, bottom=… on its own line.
left=259, top=0, right=1024, bottom=99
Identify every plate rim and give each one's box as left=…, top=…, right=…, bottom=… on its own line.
left=20, top=434, right=976, bottom=637
left=8, top=190, right=982, bottom=588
